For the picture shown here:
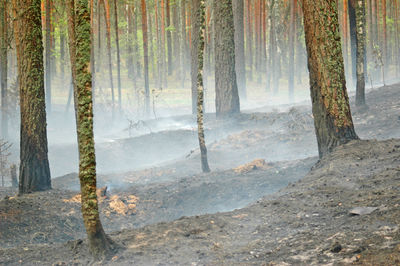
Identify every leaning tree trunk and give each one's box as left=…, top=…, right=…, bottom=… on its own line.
left=355, top=0, right=366, bottom=107
left=301, top=0, right=358, bottom=158
left=233, top=0, right=246, bottom=101
left=68, top=0, right=114, bottom=259
left=213, top=0, right=240, bottom=117
left=12, top=0, right=51, bottom=194
left=196, top=0, right=210, bottom=173
left=0, top=0, right=8, bottom=139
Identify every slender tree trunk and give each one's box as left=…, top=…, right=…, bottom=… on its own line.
left=301, top=0, right=358, bottom=158
left=355, top=0, right=366, bottom=106
left=180, top=0, right=187, bottom=88
left=141, top=0, right=150, bottom=116
left=166, top=0, right=172, bottom=75
left=68, top=0, right=114, bottom=259
left=190, top=0, right=200, bottom=115
left=0, top=0, right=8, bottom=138
left=126, top=4, right=134, bottom=79
left=12, top=0, right=51, bottom=193
left=382, top=0, right=387, bottom=71
left=196, top=0, right=210, bottom=173
left=45, top=0, right=52, bottom=113
left=133, top=5, right=141, bottom=78
left=348, top=0, right=357, bottom=88
left=113, top=0, right=122, bottom=112
left=233, top=0, right=246, bottom=101
left=102, top=0, right=115, bottom=117
left=172, top=1, right=181, bottom=82
left=246, top=0, right=253, bottom=81
left=214, top=0, right=240, bottom=117
left=395, top=0, right=400, bottom=76
left=288, top=0, right=296, bottom=102
left=155, top=0, right=162, bottom=88
left=97, top=0, right=102, bottom=73
left=148, top=9, right=155, bottom=84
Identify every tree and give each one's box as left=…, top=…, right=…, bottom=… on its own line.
left=301, top=0, right=358, bottom=158
left=233, top=0, right=246, bottom=100
left=12, top=0, right=51, bottom=193
left=141, top=0, right=150, bottom=115
left=288, top=0, right=297, bottom=101
left=355, top=0, right=366, bottom=107
left=348, top=0, right=357, bottom=87
left=45, top=0, right=52, bottom=113
left=113, top=0, right=122, bottom=112
left=213, top=0, right=240, bottom=117
left=190, top=0, right=200, bottom=115
left=0, top=0, right=8, bottom=139
left=196, top=0, right=210, bottom=173
left=67, top=0, right=114, bottom=259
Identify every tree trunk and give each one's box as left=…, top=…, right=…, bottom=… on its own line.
left=172, top=1, right=181, bottom=82
left=382, top=0, right=387, bottom=71
left=301, top=0, right=358, bottom=158
left=102, top=0, right=115, bottom=117
left=246, top=0, right=253, bottom=81
left=288, top=0, right=296, bottom=102
left=113, top=0, right=122, bottom=112
left=213, top=0, right=240, bottom=117
left=166, top=0, right=172, bottom=75
left=233, top=0, right=246, bottom=101
left=12, top=0, right=51, bottom=194
left=0, top=0, right=8, bottom=138
left=126, top=4, right=134, bottom=79
left=68, top=0, right=114, bottom=259
left=355, top=0, right=366, bottom=107
left=196, top=0, right=210, bottom=173
left=180, top=0, right=187, bottom=88
left=348, top=0, right=357, bottom=88
left=141, top=0, right=150, bottom=116
left=45, top=0, right=52, bottom=113
left=190, top=0, right=200, bottom=115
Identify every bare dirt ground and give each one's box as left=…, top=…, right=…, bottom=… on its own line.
left=0, top=83, right=399, bottom=265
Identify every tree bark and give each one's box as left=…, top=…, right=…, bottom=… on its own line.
left=213, top=0, right=240, bottom=117
left=68, top=0, right=114, bottom=259
left=348, top=0, right=357, bottom=88
left=196, top=0, right=210, bottom=173
left=245, top=0, right=253, bottom=81
left=301, top=0, right=358, bottom=158
left=288, top=0, right=296, bottom=102
left=12, top=0, right=51, bottom=194
left=166, top=0, right=172, bottom=75
left=355, top=0, right=366, bottom=107
left=233, top=0, right=246, bottom=101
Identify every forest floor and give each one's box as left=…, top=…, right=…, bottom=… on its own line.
left=0, top=83, right=400, bottom=265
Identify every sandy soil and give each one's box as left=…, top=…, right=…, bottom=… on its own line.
left=0, top=83, right=399, bottom=265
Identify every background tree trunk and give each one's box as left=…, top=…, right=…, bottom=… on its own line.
left=355, top=0, right=366, bottom=107
left=45, top=0, right=52, bottom=113
left=113, top=0, right=122, bottom=112
left=141, top=0, right=150, bottom=116
left=12, top=0, right=51, bottom=194
left=301, top=0, right=358, bottom=158
left=0, top=0, right=8, bottom=139
left=288, top=0, right=296, bottom=102
left=348, top=0, right=357, bottom=88
left=190, top=0, right=200, bottom=115
left=213, top=0, right=240, bottom=117
left=233, top=0, right=246, bottom=101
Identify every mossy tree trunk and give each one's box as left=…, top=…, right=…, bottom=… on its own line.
left=12, top=0, right=51, bottom=194
left=67, top=0, right=114, bottom=260
left=355, top=0, right=366, bottom=107
left=0, top=0, right=8, bottom=139
left=45, top=0, right=52, bottom=113
left=196, top=0, right=210, bottom=173
left=213, top=0, right=240, bottom=117
left=301, top=0, right=358, bottom=158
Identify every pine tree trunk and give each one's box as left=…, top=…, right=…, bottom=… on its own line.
left=113, top=0, right=122, bottom=112
left=103, top=0, right=115, bottom=117
left=190, top=0, right=200, bottom=115
left=0, top=0, right=8, bottom=138
left=68, top=0, right=114, bottom=259
left=214, top=0, right=240, bottom=117
left=172, top=1, right=181, bottom=82
left=12, top=0, right=51, bottom=194
left=45, top=0, right=52, bottom=113
left=126, top=4, right=134, bottom=79
left=246, top=0, right=253, bottom=81
left=382, top=0, right=387, bottom=72
left=180, top=0, right=187, bottom=88
left=355, top=0, right=366, bottom=107
left=288, top=0, right=296, bottom=102
left=166, top=0, right=172, bottom=75
left=196, top=0, right=210, bottom=173
left=233, top=0, right=246, bottom=101
left=348, top=0, right=357, bottom=88
left=301, top=0, right=358, bottom=158
left=141, top=0, right=150, bottom=116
